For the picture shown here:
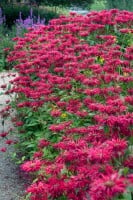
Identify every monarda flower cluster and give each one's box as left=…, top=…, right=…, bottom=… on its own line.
left=1, top=9, right=133, bottom=200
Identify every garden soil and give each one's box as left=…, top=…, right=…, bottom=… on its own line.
left=0, top=72, right=26, bottom=200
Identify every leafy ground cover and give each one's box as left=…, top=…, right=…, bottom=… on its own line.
left=1, top=9, right=133, bottom=200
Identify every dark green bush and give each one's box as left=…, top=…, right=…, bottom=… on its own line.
left=2, top=5, right=59, bottom=27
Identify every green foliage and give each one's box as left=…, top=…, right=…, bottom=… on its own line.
left=90, top=0, right=133, bottom=11
left=106, top=0, right=133, bottom=11
left=40, top=0, right=94, bottom=8
left=0, top=25, right=16, bottom=71
left=114, top=186, right=133, bottom=200
left=90, top=0, right=106, bottom=11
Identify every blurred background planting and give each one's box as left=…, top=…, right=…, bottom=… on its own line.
left=90, top=0, right=133, bottom=11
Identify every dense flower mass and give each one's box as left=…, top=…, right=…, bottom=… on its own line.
left=2, top=9, right=133, bottom=199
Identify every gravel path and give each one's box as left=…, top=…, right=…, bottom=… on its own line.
left=0, top=72, right=25, bottom=200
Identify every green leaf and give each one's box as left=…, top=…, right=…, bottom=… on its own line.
left=26, top=123, right=39, bottom=127
left=104, top=125, right=109, bottom=134
left=123, top=167, right=129, bottom=176
left=33, top=178, right=38, bottom=183
left=128, top=186, right=133, bottom=193
left=7, top=84, right=11, bottom=90
left=11, top=152, right=17, bottom=159
left=27, top=143, right=36, bottom=148
left=119, top=167, right=129, bottom=176
left=27, top=112, right=33, bottom=117
left=122, top=192, right=132, bottom=200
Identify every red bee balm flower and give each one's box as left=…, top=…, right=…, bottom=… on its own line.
left=21, top=159, right=42, bottom=172
left=90, top=173, right=126, bottom=200
left=0, top=132, right=8, bottom=137
left=0, top=147, right=7, bottom=152
left=38, top=139, right=50, bottom=148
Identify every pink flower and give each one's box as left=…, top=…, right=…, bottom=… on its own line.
left=15, top=121, right=24, bottom=126
left=26, top=181, right=48, bottom=200
left=33, top=151, right=43, bottom=159
left=38, top=139, right=50, bottom=148
left=105, top=138, right=127, bottom=156
left=50, top=109, right=61, bottom=117
left=5, top=139, right=14, bottom=145
left=21, top=159, right=42, bottom=172
left=0, top=132, right=8, bottom=137
left=0, top=84, right=7, bottom=89
left=0, top=147, right=7, bottom=152
left=124, top=157, right=133, bottom=169
left=90, top=173, right=126, bottom=200
left=49, top=121, right=72, bottom=132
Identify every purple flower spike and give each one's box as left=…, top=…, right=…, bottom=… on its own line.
left=30, top=8, right=33, bottom=18
left=15, top=7, right=45, bottom=35
left=0, top=7, right=5, bottom=25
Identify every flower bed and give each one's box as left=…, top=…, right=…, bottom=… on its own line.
left=3, top=9, right=133, bottom=200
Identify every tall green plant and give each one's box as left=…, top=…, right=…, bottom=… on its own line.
left=106, top=0, right=133, bottom=11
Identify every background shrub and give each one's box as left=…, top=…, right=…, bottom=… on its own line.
left=2, top=4, right=59, bottom=27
